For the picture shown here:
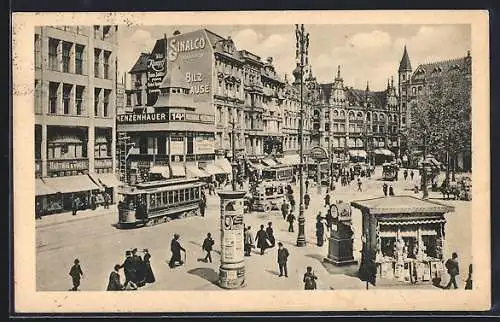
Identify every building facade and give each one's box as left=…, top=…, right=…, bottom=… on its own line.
left=398, top=46, right=472, bottom=170
left=35, top=25, right=121, bottom=214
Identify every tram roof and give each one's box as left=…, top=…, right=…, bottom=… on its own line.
left=350, top=195, right=454, bottom=215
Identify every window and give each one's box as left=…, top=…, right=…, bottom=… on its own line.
left=187, top=136, right=193, bottom=154
left=372, top=125, right=377, bottom=133
left=412, top=87, right=416, bottom=94
left=136, top=91, right=142, bottom=106
left=340, top=110, right=345, bottom=118
left=34, top=80, right=42, bottom=114
left=402, top=116, right=406, bottom=125
left=93, top=25, right=100, bottom=39
left=49, top=38, right=58, bottom=71
left=75, top=45, right=84, bottom=75
left=366, top=112, right=371, bottom=121
left=103, top=26, right=111, bottom=40
left=325, top=123, right=330, bottom=132
left=139, top=136, right=147, bottom=154
left=104, top=51, right=111, bottom=79
left=103, top=89, right=111, bottom=117
left=62, top=42, right=71, bottom=73
left=94, top=88, right=101, bottom=116
left=94, top=48, right=101, bottom=78
left=34, top=34, right=41, bottom=69
left=49, top=82, right=58, bottom=114
left=126, top=93, right=132, bottom=106
left=402, top=74, right=406, bottom=80
left=402, top=102, right=406, bottom=110
left=63, top=84, right=72, bottom=114
left=76, top=86, right=84, bottom=115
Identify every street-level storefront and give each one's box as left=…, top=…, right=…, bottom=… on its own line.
left=373, top=148, right=395, bottom=165
left=351, top=196, right=454, bottom=284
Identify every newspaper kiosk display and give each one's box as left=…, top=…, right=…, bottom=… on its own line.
left=351, top=196, right=454, bottom=284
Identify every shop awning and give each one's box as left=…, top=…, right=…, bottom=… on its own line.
left=204, top=163, right=226, bottom=175
left=248, top=161, right=265, bottom=171
left=36, top=179, right=59, bottom=196
left=279, top=154, right=301, bottom=165
left=348, top=150, right=367, bottom=158
left=261, top=158, right=277, bottom=167
left=44, top=175, right=101, bottom=194
left=150, top=166, right=170, bottom=179
left=186, top=165, right=211, bottom=178
left=170, top=163, right=186, bottom=177
left=351, top=195, right=454, bottom=215
left=374, top=149, right=394, bottom=156
left=215, top=158, right=232, bottom=173
left=97, top=173, right=124, bottom=187
left=378, top=218, right=447, bottom=226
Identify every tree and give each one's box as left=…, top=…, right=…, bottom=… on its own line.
left=406, top=69, right=471, bottom=184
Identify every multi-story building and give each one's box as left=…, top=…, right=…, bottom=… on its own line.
left=35, top=25, right=120, bottom=215
left=398, top=46, right=472, bottom=170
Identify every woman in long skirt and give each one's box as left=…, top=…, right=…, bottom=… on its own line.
left=143, top=249, right=156, bottom=283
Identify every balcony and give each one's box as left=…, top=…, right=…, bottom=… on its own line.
left=95, top=157, right=113, bottom=169
left=47, top=158, right=89, bottom=174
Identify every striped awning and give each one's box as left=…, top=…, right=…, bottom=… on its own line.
left=215, top=158, right=232, bottom=173
left=348, top=150, right=367, bottom=158
left=204, top=163, right=226, bottom=175
left=44, top=175, right=101, bottom=193
left=378, top=219, right=446, bottom=226
left=186, top=165, right=211, bottom=178
left=261, top=158, right=278, bottom=167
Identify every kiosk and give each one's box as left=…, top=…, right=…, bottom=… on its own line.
left=351, top=196, right=454, bottom=284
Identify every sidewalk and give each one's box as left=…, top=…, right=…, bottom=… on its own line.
left=36, top=206, right=116, bottom=229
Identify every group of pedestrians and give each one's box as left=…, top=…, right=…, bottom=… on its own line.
left=109, top=248, right=156, bottom=291
left=382, top=182, right=395, bottom=196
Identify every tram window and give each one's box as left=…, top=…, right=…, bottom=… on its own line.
left=185, top=189, right=190, bottom=201
left=150, top=195, right=156, bottom=207
left=179, top=190, right=185, bottom=202
left=173, top=191, right=178, bottom=203
left=195, top=187, right=199, bottom=198
left=168, top=191, right=173, bottom=204
left=265, top=187, right=274, bottom=196
left=162, top=192, right=167, bottom=204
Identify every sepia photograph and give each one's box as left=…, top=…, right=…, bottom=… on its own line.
left=12, top=10, right=490, bottom=312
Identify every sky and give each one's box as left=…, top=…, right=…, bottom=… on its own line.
left=117, top=24, right=470, bottom=91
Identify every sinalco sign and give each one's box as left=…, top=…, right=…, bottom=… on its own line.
left=167, top=36, right=207, bottom=62
left=309, top=146, right=329, bottom=160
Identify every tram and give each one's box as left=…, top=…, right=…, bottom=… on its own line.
left=261, top=164, right=294, bottom=183
left=247, top=180, right=286, bottom=212
left=117, top=177, right=204, bottom=228
left=382, top=163, right=399, bottom=181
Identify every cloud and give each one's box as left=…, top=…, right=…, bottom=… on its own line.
left=349, top=30, right=391, bottom=49
left=118, top=28, right=156, bottom=80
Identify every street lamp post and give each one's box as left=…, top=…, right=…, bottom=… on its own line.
left=295, top=24, right=309, bottom=247
left=230, top=115, right=237, bottom=192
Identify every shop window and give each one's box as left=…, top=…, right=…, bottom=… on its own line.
left=187, top=136, right=194, bottom=154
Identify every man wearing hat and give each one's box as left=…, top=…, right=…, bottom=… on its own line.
left=68, top=258, right=84, bottom=291
left=120, top=250, right=136, bottom=285
left=169, top=234, right=186, bottom=268
left=107, top=264, right=124, bottom=291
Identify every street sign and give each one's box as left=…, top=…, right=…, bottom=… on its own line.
left=309, top=146, right=328, bottom=160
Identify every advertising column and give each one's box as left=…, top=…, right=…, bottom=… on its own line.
left=217, top=190, right=246, bottom=289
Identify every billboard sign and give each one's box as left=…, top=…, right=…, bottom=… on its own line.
left=166, top=30, right=214, bottom=116
left=147, top=53, right=166, bottom=94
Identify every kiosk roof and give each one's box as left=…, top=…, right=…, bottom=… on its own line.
left=350, top=195, right=454, bottom=215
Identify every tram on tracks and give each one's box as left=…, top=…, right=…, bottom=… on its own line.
left=245, top=180, right=286, bottom=213
left=117, top=177, right=205, bottom=228
left=261, top=164, right=294, bottom=183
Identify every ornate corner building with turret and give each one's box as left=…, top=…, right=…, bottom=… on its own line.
left=397, top=46, right=472, bottom=171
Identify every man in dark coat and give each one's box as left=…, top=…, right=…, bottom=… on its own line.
left=357, top=178, right=363, bottom=192
left=316, top=216, right=325, bottom=247
left=382, top=183, right=388, bottom=196
left=305, top=179, right=309, bottom=192
left=289, top=196, right=296, bottom=213
left=131, top=248, right=144, bottom=285
left=281, top=200, right=290, bottom=220
left=107, top=264, right=124, bottom=291
left=142, top=249, right=156, bottom=283
left=410, top=170, right=414, bottom=180
left=389, top=185, right=395, bottom=196
left=304, top=193, right=311, bottom=210
left=277, top=242, right=289, bottom=277
left=324, top=193, right=331, bottom=207
left=287, top=212, right=296, bottom=232
left=266, top=222, right=275, bottom=248
left=202, top=232, right=215, bottom=263
left=69, top=258, right=84, bottom=291
left=169, top=234, right=186, bottom=268
left=90, top=194, right=97, bottom=210
left=303, top=266, right=317, bottom=290
left=444, top=252, right=460, bottom=289
left=103, top=192, right=110, bottom=209
left=325, top=209, right=334, bottom=232
left=199, top=194, right=206, bottom=217
left=72, top=196, right=79, bottom=216
left=255, top=225, right=268, bottom=255
left=404, top=169, right=408, bottom=180
left=120, top=250, right=136, bottom=284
